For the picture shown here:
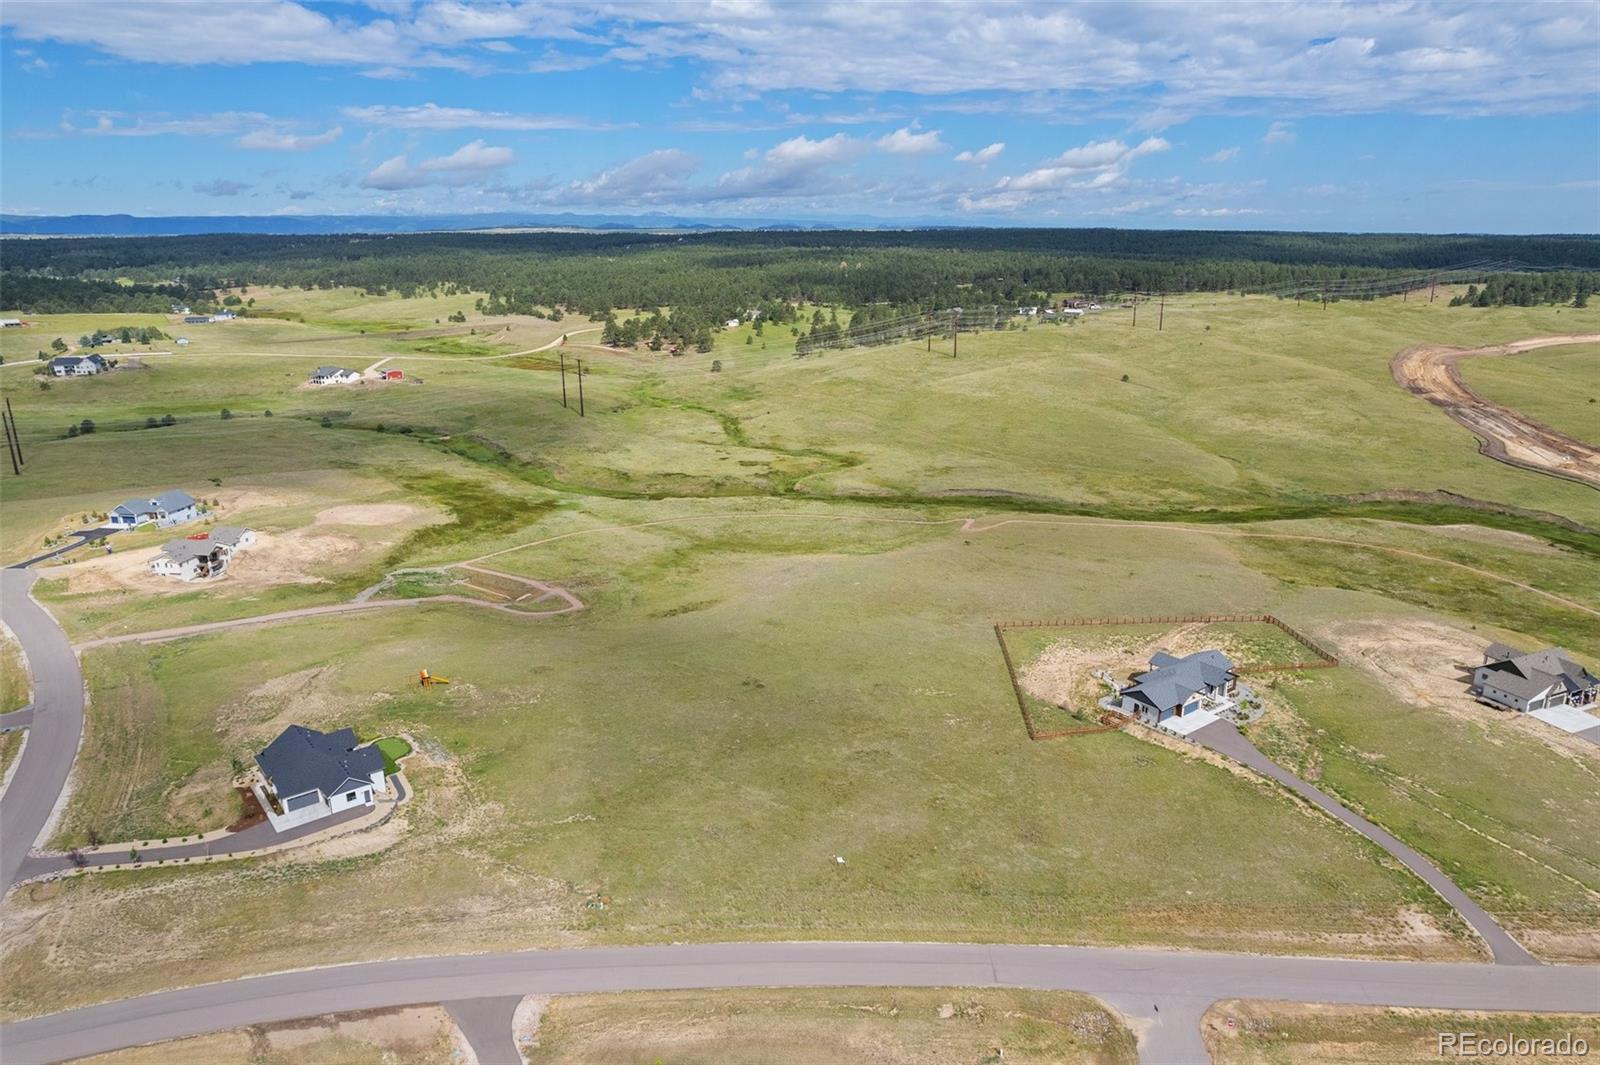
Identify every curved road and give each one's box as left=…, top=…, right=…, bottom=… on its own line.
left=3, top=942, right=1597, bottom=1065
left=0, top=569, right=84, bottom=893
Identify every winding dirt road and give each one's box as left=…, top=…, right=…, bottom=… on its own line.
left=1391, top=334, right=1600, bottom=489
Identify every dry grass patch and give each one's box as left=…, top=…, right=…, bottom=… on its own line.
left=1204, top=1000, right=1600, bottom=1064
left=76, top=1005, right=463, bottom=1065
left=526, top=987, right=1137, bottom=1065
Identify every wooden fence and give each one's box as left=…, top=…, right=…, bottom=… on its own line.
left=992, top=613, right=1338, bottom=742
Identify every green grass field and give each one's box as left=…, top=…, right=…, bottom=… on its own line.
left=1459, top=341, right=1598, bottom=444
left=527, top=987, right=1136, bottom=1065
left=0, top=626, right=29, bottom=713
left=2, top=286, right=1597, bottom=1016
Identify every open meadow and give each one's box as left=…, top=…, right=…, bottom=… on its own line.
left=2, top=284, right=1598, bottom=1016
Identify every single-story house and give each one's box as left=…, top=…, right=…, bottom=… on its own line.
left=0, top=318, right=23, bottom=328
left=1473, top=644, right=1599, bottom=712
left=148, top=526, right=255, bottom=581
left=1061, top=307, right=1086, bottom=317
left=108, top=489, right=200, bottom=529
left=725, top=318, right=741, bottom=329
left=49, top=354, right=108, bottom=377
left=255, top=725, right=388, bottom=832
left=212, top=310, right=237, bottom=321
left=183, top=315, right=212, bottom=325
left=309, top=365, right=361, bottom=385
left=1119, top=649, right=1237, bottom=724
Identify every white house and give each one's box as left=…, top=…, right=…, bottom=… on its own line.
left=0, top=318, right=22, bottom=328
left=309, top=365, right=361, bottom=385
left=49, top=354, right=107, bottom=377
left=107, top=489, right=200, bottom=529
left=1061, top=307, right=1086, bottom=318
left=1118, top=649, right=1238, bottom=725
left=1473, top=644, right=1599, bottom=712
left=254, top=725, right=389, bottom=832
left=175, top=337, right=191, bottom=347
left=212, top=310, right=237, bottom=321
left=148, top=526, right=255, bottom=581
left=725, top=318, right=741, bottom=329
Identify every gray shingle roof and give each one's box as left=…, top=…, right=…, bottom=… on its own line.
left=256, top=725, right=384, bottom=801
left=157, top=538, right=219, bottom=563
left=312, top=365, right=353, bottom=377
left=1124, top=649, right=1236, bottom=713
left=1483, top=645, right=1598, bottom=697
left=209, top=526, right=250, bottom=547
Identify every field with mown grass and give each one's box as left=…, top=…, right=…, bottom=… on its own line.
left=0, top=625, right=29, bottom=713
left=1, top=286, right=1597, bottom=1015
left=1459, top=341, right=1599, bottom=444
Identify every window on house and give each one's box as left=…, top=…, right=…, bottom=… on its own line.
left=345, top=791, right=357, bottom=802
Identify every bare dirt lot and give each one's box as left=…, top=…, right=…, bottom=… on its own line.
left=44, top=501, right=438, bottom=595
left=77, top=1004, right=465, bottom=1064
left=1391, top=334, right=1600, bottom=488
left=1323, top=618, right=1600, bottom=760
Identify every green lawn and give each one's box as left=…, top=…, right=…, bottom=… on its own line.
left=1459, top=341, right=1599, bottom=444
left=374, top=736, right=411, bottom=776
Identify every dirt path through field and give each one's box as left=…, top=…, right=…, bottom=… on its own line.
left=1391, top=334, right=1600, bottom=489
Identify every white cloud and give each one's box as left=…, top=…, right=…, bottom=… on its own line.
left=360, top=138, right=514, bottom=190
left=1263, top=121, right=1295, bottom=145
left=5, top=3, right=1592, bottom=118
left=954, top=142, right=1005, bottom=165
left=1203, top=146, right=1239, bottom=163
left=341, top=102, right=617, bottom=131
left=567, top=149, right=701, bottom=204
left=1171, top=206, right=1265, bottom=217
left=236, top=125, right=343, bottom=151
left=960, top=136, right=1170, bottom=212
left=876, top=125, right=945, bottom=156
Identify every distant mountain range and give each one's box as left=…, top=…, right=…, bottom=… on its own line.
left=0, top=212, right=881, bottom=237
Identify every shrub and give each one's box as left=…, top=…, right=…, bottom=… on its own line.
left=220, top=408, right=233, bottom=420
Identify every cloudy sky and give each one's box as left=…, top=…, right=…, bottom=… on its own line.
left=2, top=0, right=1597, bottom=231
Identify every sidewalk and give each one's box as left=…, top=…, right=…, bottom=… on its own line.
left=14, top=773, right=409, bottom=884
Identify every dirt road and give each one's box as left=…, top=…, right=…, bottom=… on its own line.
left=1391, top=334, right=1600, bottom=489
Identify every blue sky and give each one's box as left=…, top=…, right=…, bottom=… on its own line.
left=2, top=1, right=1597, bottom=231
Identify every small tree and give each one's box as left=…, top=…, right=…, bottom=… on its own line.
left=145, top=416, right=159, bottom=429
left=320, top=415, right=333, bottom=428
left=220, top=408, right=233, bottom=420
left=710, top=360, right=722, bottom=373
left=79, top=418, right=96, bottom=434
left=161, top=413, right=177, bottom=426
left=67, top=424, right=79, bottom=438
left=264, top=409, right=273, bottom=417
left=51, top=337, right=68, bottom=353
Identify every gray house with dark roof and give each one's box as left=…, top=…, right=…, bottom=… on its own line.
left=254, top=725, right=388, bottom=831
left=1119, top=649, right=1238, bottom=725
left=49, top=354, right=107, bottom=377
left=1473, top=644, right=1598, bottom=713
left=108, top=489, right=199, bottom=529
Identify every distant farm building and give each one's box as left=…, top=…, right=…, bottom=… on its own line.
left=107, top=489, right=200, bottom=529
left=176, top=337, right=191, bottom=346
left=183, top=315, right=212, bottom=325
left=725, top=318, right=741, bottom=329
left=1473, top=644, right=1598, bottom=713
left=148, top=526, right=255, bottom=581
left=49, top=354, right=107, bottom=377
left=309, top=366, right=361, bottom=385
left=0, top=318, right=23, bottom=328
left=380, top=369, right=403, bottom=380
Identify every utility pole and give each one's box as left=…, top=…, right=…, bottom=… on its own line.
left=559, top=352, right=568, bottom=409
left=2, top=411, right=19, bottom=477
left=5, top=397, right=22, bottom=466
left=1158, top=294, right=1165, bottom=331
left=952, top=309, right=959, bottom=358
left=577, top=359, right=586, bottom=417
left=1429, top=275, right=1437, bottom=302
left=1132, top=299, right=1138, bottom=328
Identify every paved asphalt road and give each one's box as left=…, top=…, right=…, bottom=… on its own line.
left=1191, top=719, right=1538, bottom=966
left=11, top=527, right=118, bottom=569
left=0, top=569, right=84, bottom=892
left=444, top=995, right=524, bottom=1065
left=3, top=942, right=1597, bottom=1065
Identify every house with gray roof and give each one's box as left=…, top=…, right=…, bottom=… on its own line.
left=1119, top=649, right=1238, bottom=725
left=1473, top=644, right=1598, bottom=713
left=107, top=489, right=199, bottom=529
left=254, top=725, right=388, bottom=832
left=309, top=365, right=361, bottom=385
left=148, top=526, right=255, bottom=581
left=49, top=354, right=107, bottom=377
